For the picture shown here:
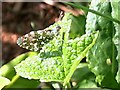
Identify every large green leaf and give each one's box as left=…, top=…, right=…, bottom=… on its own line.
left=110, top=0, right=120, bottom=84
left=15, top=13, right=99, bottom=86
left=86, top=0, right=119, bottom=88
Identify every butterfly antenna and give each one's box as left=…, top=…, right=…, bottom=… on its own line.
left=58, top=11, right=64, bottom=21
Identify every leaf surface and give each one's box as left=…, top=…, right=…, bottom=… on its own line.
left=86, top=0, right=119, bottom=88
left=110, top=0, right=120, bottom=84
left=0, top=76, right=10, bottom=89
left=15, top=13, right=99, bottom=86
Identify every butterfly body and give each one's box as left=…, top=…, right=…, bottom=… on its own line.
left=17, top=26, right=61, bottom=52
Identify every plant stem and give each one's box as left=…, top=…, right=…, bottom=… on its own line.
left=63, top=82, right=71, bottom=90
left=5, top=74, right=20, bottom=88
left=64, top=2, right=120, bottom=24
left=111, top=23, right=117, bottom=77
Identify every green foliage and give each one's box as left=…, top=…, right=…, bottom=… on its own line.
left=0, top=52, right=40, bottom=88
left=86, top=0, right=120, bottom=88
left=68, top=15, right=86, bottom=38
left=15, top=13, right=99, bottom=87
left=0, top=76, right=10, bottom=89
left=0, top=1, right=120, bottom=89
left=110, top=0, right=120, bottom=84
left=71, top=63, right=97, bottom=88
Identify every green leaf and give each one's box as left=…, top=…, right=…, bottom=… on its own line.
left=5, top=75, right=40, bottom=88
left=0, top=52, right=37, bottom=80
left=68, top=14, right=86, bottom=38
left=15, top=31, right=99, bottom=86
left=15, top=13, right=99, bottom=87
left=71, top=63, right=92, bottom=83
left=15, top=56, right=64, bottom=81
left=0, top=52, right=39, bottom=88
left=110, top=0, right=120, bottom=83
left=65, top=2, right=120, bottom=24
left=71, top=63, right=97, bottom=88
left=63, top=31, right=99, bottom=86
left=15, top=13, right=73, bottom=83
left=0, top=76, right=10, bottom=89
left=86, top=0, right=119, bottom=88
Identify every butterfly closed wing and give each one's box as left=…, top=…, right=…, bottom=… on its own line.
left=17, top=26, right=61, bottom=52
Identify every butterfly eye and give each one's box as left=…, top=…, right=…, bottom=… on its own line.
left=17, top=26, right=61, bottom=52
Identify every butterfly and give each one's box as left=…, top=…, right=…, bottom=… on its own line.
left=17, top=26, right=61, bottom=52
